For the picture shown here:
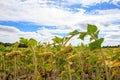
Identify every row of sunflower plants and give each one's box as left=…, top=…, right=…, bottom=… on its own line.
left=0, top=24, right=120, bottom=80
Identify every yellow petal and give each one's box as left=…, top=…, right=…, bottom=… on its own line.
left=112, top=62, right=120, bottom=67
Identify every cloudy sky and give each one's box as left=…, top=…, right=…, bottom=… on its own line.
left=0, top=0, right=120, bottom=46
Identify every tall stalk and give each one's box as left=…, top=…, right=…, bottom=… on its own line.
left=100, top=48, right=110, bottom=80
left=3, top=53, right=6, bottom=80
left=14, top=56, right=17, bottom=80
left=62, top=35, right=74, bottom=47
left=67, top=61, right=72, bottom=80
left=79, top=52, right=85, bottom=80
left=31, top=46, right=38, bottom=80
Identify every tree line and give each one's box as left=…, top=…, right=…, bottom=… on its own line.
left=0, top=41, right=120, bottom=48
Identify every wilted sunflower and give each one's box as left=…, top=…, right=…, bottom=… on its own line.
left=38, top=52, right=52, bottom=57
left=57, top=46, right=73, bottom=56
left=6, top=51, right=21, bottom=58
left=67, top=54, right=78, bottom=61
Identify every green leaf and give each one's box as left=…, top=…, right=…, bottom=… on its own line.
left=90, top=37, right=94, bottom=41
left=89, top=56, right=99, bottom=64
left=69, top=30, right=79, bottom=35
left=79, top=32, right=87, bottom=40
left=87, top=24, right=97, bottom=34
left=94, top=30, right=99, bottom=39
left=89, top=30, right=99, bottom=41
left=0, top=45, right=5, bottom=52
left=13, top=42, right=19, bottom=48
left=88, top=67, right=96, bottom=72
left=89, top=38, right=104, bottom=50
left=20, top=37, right=28, bottom=45
left=52, top=36, right=63, bottom=43
left=112, top=53, right=120, bottom=60
left=28, top=38, right=37, bottom=46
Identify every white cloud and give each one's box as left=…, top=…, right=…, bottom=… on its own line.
left=0, top=25, right=20, bottom=33
left=0, top=25, right=69, bottom=43
left=0, top=0, right=120, bottom=26
left=0, top=0, right=120, bottom=45
left=64, top=0, right=109, bottom=7
left=0, top=25, right=41, bottom=43
left=111, top=0, right=120, bottom=6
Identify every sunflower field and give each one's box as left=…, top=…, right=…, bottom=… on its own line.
left=0, top=24, right=120, bottom=80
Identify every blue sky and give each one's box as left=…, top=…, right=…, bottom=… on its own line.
left=0, top=0, right=120, bottom=46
